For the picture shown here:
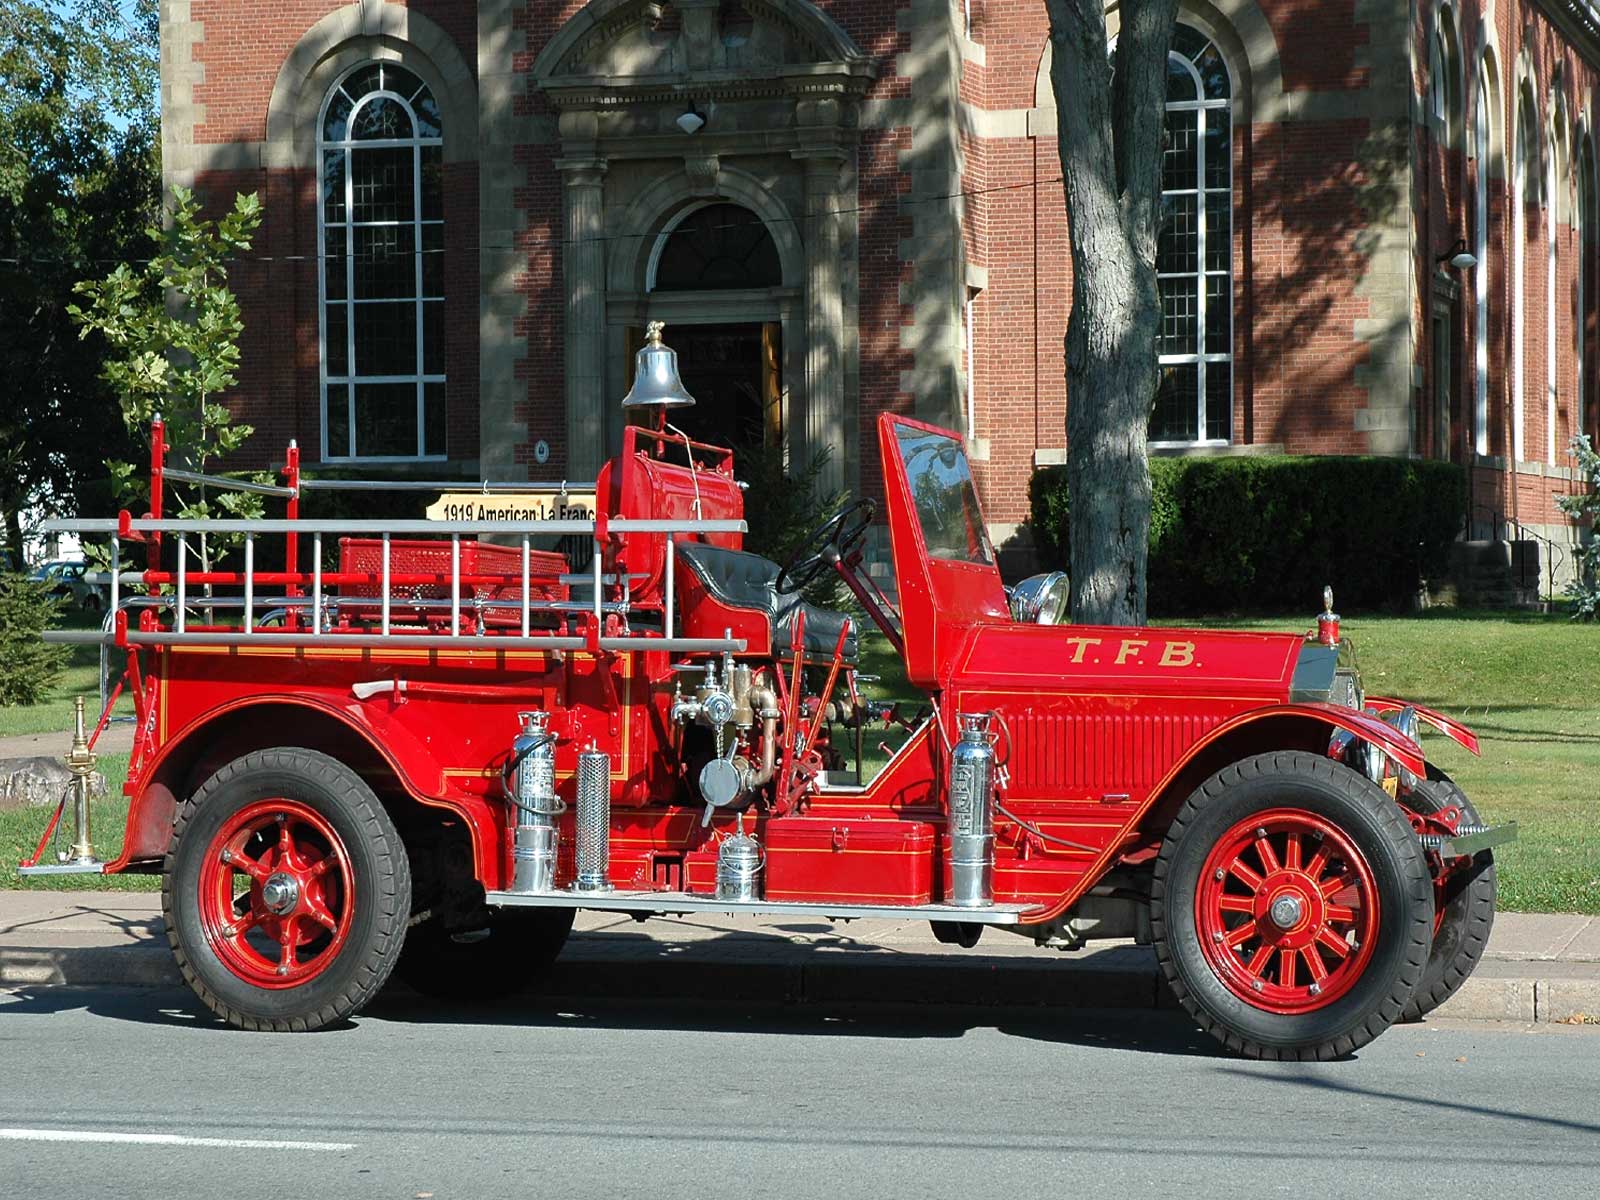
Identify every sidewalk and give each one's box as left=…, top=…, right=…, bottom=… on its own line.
left=0, top=723, right=135, bottom=762
left=2, top=891, right=1596, bottom=1023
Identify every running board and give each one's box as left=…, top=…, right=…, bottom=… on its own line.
left=486, top=889, right=1044, bottom=924
left=18, top=861, right=106, bottom=877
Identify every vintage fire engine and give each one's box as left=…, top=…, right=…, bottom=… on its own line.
left=21, top=325, right=1514, bottom=1059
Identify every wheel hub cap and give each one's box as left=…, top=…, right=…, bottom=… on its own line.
left=261, top=873, right=300, bottom=915
left=1268, top=893, right=1304, bottom=930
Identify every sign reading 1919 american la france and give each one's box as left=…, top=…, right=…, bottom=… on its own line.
left=424, top=494, right=597, bottom=522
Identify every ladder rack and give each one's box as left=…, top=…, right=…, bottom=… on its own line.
left=42, top=515, right=746, bottom=656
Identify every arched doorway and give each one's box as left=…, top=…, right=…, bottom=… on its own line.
left=635, top=202, right=784, bottom=450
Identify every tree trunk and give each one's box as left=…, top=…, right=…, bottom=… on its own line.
left=3, top=507, right=25, bottom=571
left=1044, top=0, right=1177, bottom=626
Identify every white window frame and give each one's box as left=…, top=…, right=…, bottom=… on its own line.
left=1151, top=29, right=1234, bottom=448
left=1430, top=32, right=1449, bottom=140
left=1547, top=128, right=1559, bottom=466
left=1579, top=135, right=1594, bottom=447
left=1472, top=61, right=1491, bottom=457
left=317, top=63, right=447, bottom=463
left=1513, top=88, right=1536, bottom=464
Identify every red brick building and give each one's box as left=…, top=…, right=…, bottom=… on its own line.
left=161, top=0, right=1597, bottom=578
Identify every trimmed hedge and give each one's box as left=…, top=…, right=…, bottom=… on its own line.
left=1028, top=455, right=1467, bottom=614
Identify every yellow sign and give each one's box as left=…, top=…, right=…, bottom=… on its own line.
left=425, top=493, right=597, bottom=523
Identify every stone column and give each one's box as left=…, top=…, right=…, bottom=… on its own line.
left=795, top=139, right=848, bottom=499
left=559, top=156, right=609, bottom=477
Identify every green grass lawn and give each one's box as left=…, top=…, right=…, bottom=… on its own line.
left=0, top=612, right=134, bottom=737
left=2, top=608, right=1594, bottom=913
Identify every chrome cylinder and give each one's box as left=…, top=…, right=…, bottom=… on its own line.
left=716, top=825, right=764, bottom=901
left=573, top=745, right=611, bottom=892
left=509, top=711, right=559, bottom=894
left=945, top=711, right=995, bottom=908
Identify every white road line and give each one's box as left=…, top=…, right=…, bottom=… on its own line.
left=0, top=1128, right=355, bottom=1152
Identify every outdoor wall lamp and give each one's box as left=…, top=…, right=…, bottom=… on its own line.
left=1435, top=238, right=1478, bottom=271
left=676, top=104, right=706, bottom=135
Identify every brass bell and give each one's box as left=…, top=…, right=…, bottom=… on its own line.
left=621, top=321, right=697, bottom=410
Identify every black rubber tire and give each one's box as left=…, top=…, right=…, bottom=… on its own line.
left=1399, top=770, right=1497, bottom=1022
left=395, top=907, right=575, bottom=1001
left=1151, top=751, right=1434, bottom=1060
left=162, top=747, right=411, bottom=1032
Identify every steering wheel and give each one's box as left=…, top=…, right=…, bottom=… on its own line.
left=775, top=499, right=876, bottom=595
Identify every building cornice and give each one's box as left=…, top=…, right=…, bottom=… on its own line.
left=1535, top=0, right=1600, bottom=76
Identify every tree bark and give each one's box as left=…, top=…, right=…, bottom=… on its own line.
left=3, top=507, right=25, bottom=571
left=1044, top=0, right=1177, bottom=626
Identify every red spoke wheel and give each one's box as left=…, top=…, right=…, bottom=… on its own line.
left=197, top=799, right=354, bottom=989
left=1195, top=809, right=1379, bottom=1014
left=1151, top=751, right=1433, bottom=1060
left=164, top=748, right=411, bottom=1032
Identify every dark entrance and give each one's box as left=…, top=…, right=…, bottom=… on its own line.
left=628, top=321, right=781, bottom=450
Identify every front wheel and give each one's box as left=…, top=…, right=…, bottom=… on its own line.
left=163, top=747, right=412, bottom=1032
left=1151, top=751, right=1433, bottom=1060
left=1399, top=771, right=1497, bottom=1022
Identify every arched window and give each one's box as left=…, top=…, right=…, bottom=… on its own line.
left=1430, top=31, right=1449, bottom=140
left=1580, top=135, right=1597, bottom=443
left=1151, top=24, right=1234, bottom=445
left=1513, top=84, right=1539, bottom=463
left=1429, top=9, right=1461, bottom=148
left=319, top=63, right=445, bottom=461
left=1472, top=59, right=1493, bottom=457
left=647, top=203, right=781, bottom=292
left=1546, top=102, right=1566, bottom=465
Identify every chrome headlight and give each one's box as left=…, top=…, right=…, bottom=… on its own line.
left=1008, top=572, right=1070, bottom=624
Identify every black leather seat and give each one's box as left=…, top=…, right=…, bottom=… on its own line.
left=675, top=542, right=858, bottom=661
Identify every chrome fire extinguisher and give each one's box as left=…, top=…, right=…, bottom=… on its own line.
left=945, top=711, right=996, bottom=908
left=505, top=711, right=562, bottom=893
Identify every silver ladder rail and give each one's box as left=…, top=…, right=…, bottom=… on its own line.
left=42, top=515, right=744, bottom=655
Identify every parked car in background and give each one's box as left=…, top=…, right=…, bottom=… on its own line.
left=30, top=559, right=107, bottom=612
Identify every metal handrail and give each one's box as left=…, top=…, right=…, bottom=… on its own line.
left=1469, top=503, right=1566, bottom=600
left=159, top=467, right=297, bottom=498
left=51, top=512, right=745, bottom=655
left=41, top=517, right=744, bottom=535
left=296, top=478, right=597, bottom=494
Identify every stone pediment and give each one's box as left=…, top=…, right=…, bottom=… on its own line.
left=532, top=0, right=875, bottom=94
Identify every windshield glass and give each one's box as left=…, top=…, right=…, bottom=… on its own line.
left=892, top=425, right=993, bottom=564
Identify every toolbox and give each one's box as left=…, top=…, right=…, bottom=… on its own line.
left=763, top=816, right=935, bottom=906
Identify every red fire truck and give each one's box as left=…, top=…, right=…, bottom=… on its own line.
left=22, top=327, right=1513, bottom=1059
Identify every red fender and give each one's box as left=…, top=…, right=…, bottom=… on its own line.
left=1364, top=696, right=1481, bottom=756
left=109, top=695, right=500, bottom=883
left=1021, top=701, right=1429, bottom=926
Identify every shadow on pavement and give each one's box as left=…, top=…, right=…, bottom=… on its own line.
left=1, top=980, right=1226, bottom=1059
left=1214, top=1066, right=1600, bottom=1138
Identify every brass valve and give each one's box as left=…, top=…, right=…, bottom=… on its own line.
left=63, top=695, right=99, bottom=865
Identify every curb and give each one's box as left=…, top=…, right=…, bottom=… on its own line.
left=3, top=939, right=1593, bottom=1024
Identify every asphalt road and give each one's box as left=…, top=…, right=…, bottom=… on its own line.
left=2, top=987, right=1597, bottom=1200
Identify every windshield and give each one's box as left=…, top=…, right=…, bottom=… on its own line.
left=892, top=425, right=993, bottom=565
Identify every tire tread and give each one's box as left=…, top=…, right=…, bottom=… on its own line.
left=1149, top=751, right=1432, bottom=1060
left=161, top=747, right=411, bottom=1032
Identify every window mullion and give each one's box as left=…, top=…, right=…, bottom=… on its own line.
left=1195, top=103, right=1208, bottom=441
left=346, top=145, right=357, bottom=459
left=415, top=141, right=427, bottom=458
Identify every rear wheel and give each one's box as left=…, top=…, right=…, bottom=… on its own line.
left=396, top=907, right=575, bottom=1001
left=1399, top=771, right=1497, bottom=1022
left=163, top=747, right=411, bottom=1031
left=1151, top=751, right=1433, bottom=1060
